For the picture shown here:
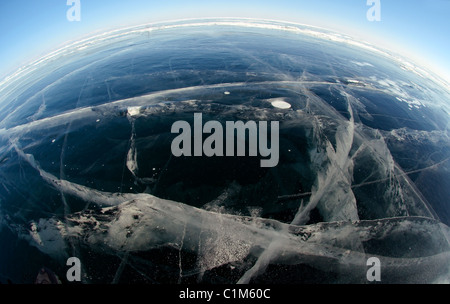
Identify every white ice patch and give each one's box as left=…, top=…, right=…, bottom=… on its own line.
left=374, top=78, right=425, bottom=109
left=396, top=97, right=424, bottom=109
left=345, top=79, right=367, bottom=87
left=126, top=124, right=138, bottom=176
left=28, top=218, right=68, bottom=258
left=127, top=106, right=141, bottom=117
left=126, top=143, right=138, bottom=176
left=270, top=99, right=291, bottom=109
left=351, top=61, right=374, bottom=67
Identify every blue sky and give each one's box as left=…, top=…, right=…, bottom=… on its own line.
left=0, top=0, right=449, bottom=82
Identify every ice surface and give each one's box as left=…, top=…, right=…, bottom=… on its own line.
left=0, top=19, right=449, bottom=283
left=18, top=188, right=450, bottom=283
left=3, top=78, right=448, bottom=282
left=6, top=139, right=449, bottom=283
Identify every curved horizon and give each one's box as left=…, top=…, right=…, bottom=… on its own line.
left=1, top=17, right=449, bottom=96
left=0, top=1, right=449, bottom=86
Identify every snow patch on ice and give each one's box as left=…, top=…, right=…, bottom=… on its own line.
left=270, top=99, right=291, bottom=109
left=351, top=61, right=374, bottom=67
left=27, top=218, right=68, bottom=258
left=127, top=106, right=141, bottom=117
